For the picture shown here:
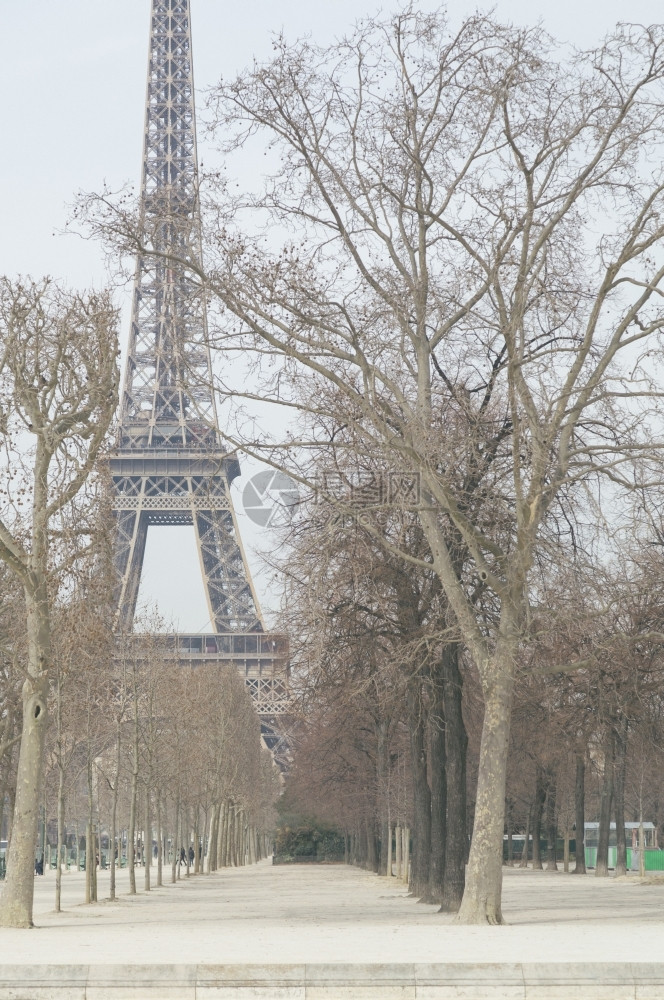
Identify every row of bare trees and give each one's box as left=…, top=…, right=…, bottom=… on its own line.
left=0, top=277, right=278, bottom=927
left=3, top=590, right=280, bottom=914
left=11, top=2, right=664, bottom=928
left=178, top=8, right=664, bottom=924
left=279, top=492, right=664, bottom=902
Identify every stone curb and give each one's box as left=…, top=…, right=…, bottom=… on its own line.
left=0, top=962, right=662, bottom=998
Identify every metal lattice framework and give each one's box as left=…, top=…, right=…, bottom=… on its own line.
left=110, top=0, right=289, bottom=729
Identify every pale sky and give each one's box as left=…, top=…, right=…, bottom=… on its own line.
left=1, top=0, right=662, bottom=630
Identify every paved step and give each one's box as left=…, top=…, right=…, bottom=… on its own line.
left=0, top=962, right=662, bottom=999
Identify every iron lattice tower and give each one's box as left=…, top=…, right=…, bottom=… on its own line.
left=111, top=0, right=289, bottom=749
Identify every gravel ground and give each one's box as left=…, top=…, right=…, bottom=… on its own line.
left=1, top=859, right=663, bottom=965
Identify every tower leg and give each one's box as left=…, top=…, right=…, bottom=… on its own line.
left=114, top=511, right=149, bottom=630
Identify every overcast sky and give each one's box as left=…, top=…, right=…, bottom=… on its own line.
left=2, top=0, right=662, bottom=629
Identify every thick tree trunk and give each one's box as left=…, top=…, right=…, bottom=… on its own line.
left=614, top=718, right=628, bottom=877
left=531, top=767, right=546, bottom=871
left=595, top=730, right=615, bottom=877
left=407, top=684, right=431, bottom=898
left=573, top=754, right=586, bottom=874
left=455, top=661, right=513, bottom=925
left=0, top=599, right=50, bottom=927
left=441, top=642, right=467, bottom=912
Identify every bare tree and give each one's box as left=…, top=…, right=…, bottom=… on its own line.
left=0, top=277, right=119, bottom=927
left=197, top=15, right=664, bottom=922
left=86, top=10, right=664, bottom=922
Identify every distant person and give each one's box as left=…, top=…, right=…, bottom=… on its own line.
left=189, top=846, right=194, bottom=866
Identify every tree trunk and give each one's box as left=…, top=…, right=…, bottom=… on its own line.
left=171, top=798, right=179, bottom=884
left=128, top=776, right=137, bottom=893
left=55, top=763, right=65, bottom=913
left=441, top=642, right=467, bottom=912
left=144, top=783, right=151, bottom=891
left=0, top=612, right=50, bottom=927
left=407, top=684, right=431, bottom=898
left=109, top=722, right=121, bottom=901
left=614, top=718, right=628, bottom=877
left=519, top=805, right=532, bottom=868
left=455, top=660, right=513, bottom=925
left=185, top=808, right=191, bottom=877
left=403, top=826, right=410, bottom=884
left=156, top=795, right=163, bottom=887
left=545, top=773, right=558, bottom=871
left=86, top=754, right=97, bottom=903
left=366, top=817, right=376, bottom=872
left=85, top=821, right=92, bottom=904
left=223, top=803, right=232, bottom=867
left=228, top=803, right=235, bottom=866
left=595, top=730, right=615, bottom=877
left=208, top=803, right=219, bottom=873
left=531, top=768, right=546, bottom=871
left=194, top=810, right=201, bottom=874
left=217, top=802, right=227, bottom=868
left=427, top=688, right=446, bottom=904
left=376, top=717, right=390, bottom=877
left=563, top=828, right=570, bottom=873
left=573, top=754, right=586, bottom=874
left=128, top=675, right=139, bottom=895
left=356, top=825, right=366, bottom=868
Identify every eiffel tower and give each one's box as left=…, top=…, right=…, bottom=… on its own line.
left=110, top=0, right=289, bottom=759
